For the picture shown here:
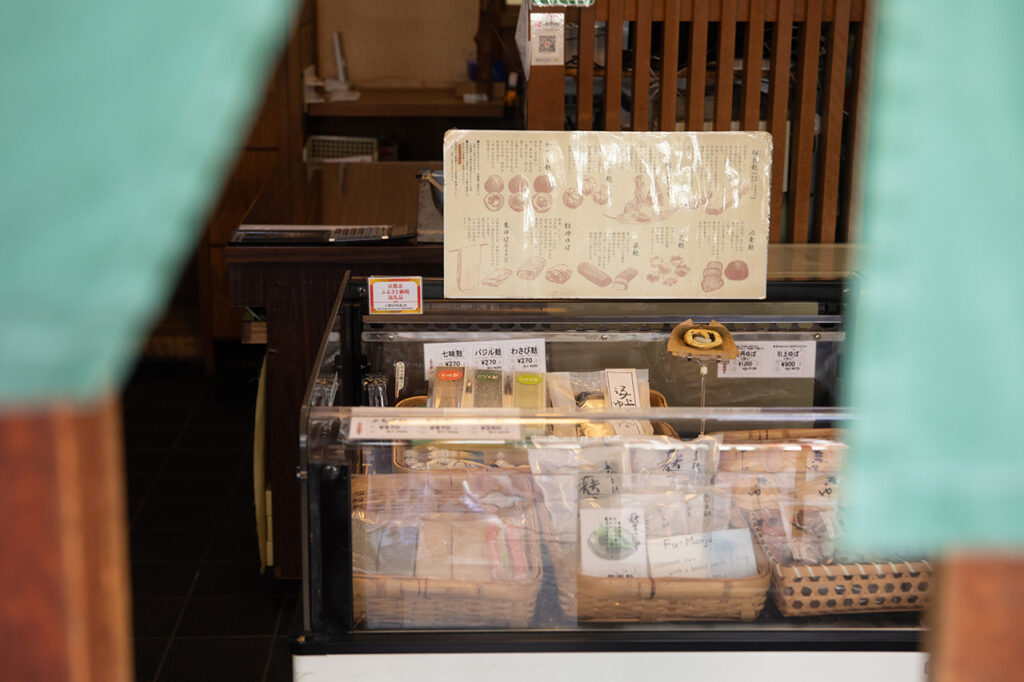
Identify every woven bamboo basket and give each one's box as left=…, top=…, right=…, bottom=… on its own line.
left=537, top=507, right=770, bottom=622
left=749, top=515, right=934, bottom=616
left=351, top=472, right=544, bottom=628
left=711, top=427, right=842, bottom=443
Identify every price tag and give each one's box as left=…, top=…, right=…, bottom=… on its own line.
left=368, top=276, right=422, bottom=314
left=349, top=409, right=522, bottom=441
left=717, top=341, right=816, bottom=378
left=423, top=339, right=546, bottom=379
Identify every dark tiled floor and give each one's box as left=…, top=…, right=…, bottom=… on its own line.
left=123, top=347, right=296, bottom=682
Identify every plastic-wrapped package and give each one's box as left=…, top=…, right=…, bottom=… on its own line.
left=532, top=472, right=767, bottom=621
left=349, top=472, right=542, bottom=628
left=442, top=130, right=772, bottom=299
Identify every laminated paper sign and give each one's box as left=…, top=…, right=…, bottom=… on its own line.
left=443, top=130, right=772, bottom=299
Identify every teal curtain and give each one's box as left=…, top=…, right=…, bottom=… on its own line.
left=0, top=1, right=294, bottom=405
left=844, top=1, right=1024, bottom=552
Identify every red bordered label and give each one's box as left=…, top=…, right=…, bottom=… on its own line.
left=368, top=276, right=423, bottom=314
left=437, top=369, right=464, bottom=382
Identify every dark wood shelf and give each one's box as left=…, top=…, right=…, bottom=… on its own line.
left=308, top=88, right=504, bottom=118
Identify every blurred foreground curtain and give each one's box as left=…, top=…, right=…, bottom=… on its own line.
left=0, top=1, right=294, bottom=405
left=844, top=0, right=1024, bottom=552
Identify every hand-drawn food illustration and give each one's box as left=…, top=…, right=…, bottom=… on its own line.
left=532, top=193, right=553, bottom=213
left=484, top=174, right=504, bottom=193
left=534, top=175, right=554, bottom=193
left=646, top=254, right=684, bottom=285
left=725, top=260, right=749, bottom=280
left=517, top=256, right=547, bottom=280
left=701, top=260, right=725, bottom=292
left=577, top=262, right=612, bottom=287
left=591, top=185, right=609, bottom=205
left=701, top=276, right=725, bottom=292
left=581, top=175, right=596, bottom=196
left=545, top=264, right=572, bottom=284
left=615, top=174, right=680, bottom=223
left=669, top=255, right=689, bottom=278
left=484, top=192, right=503, bottom=211
left=481, top=268, right=512, bottom=287
left=449, top=243, right=488, bottom=291
left=562, top=188, right=583, bottom=209
left=508, top=174, right=529, bottom=194
left=611, top=267, right=639, bottom=290
left=703, top=261, right=724, bottom=276
left=508, top=193, right=527, bottom=212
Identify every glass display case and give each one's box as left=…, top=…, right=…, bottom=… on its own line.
left=295, top=281, right=928, bottom=679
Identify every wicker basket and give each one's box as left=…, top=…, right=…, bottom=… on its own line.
left=711, top=427, right=842, bottom=443
left=351, top=472, right=544, bottom=628
left=537, top=506, right=770, bottom=622
left=749, top=514, right=934, bottom=616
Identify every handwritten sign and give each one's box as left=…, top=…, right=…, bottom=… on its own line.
left=646, top=528, right=758, bottom=579
left=718, top=341, right=816, bottom=379
left=368, top=276, right=422, bottom=314
left=422, top=339, right=546, bottom=380
left=348, top=409, right=522, bottom=441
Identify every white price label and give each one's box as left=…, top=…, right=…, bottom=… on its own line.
left=349, top=410, right=522, bottom=441
left=717, top=341, right=816, bottom=379
left=423, top=339, right=546, bottom=379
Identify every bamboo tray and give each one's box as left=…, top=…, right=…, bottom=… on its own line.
left=537, top=506, right=770, bottom=622
left=351, top=472, right=543, bottom=629
left=749, top=511, right=934, bottom=616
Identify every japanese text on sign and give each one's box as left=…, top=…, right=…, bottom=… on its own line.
left=349, top=410, right=522, bottom=441
left=717, top=341, right=817, bottom=379
left=422, top=339, right=546, bottom=379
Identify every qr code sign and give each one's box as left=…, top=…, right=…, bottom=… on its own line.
left=538, top=34, right=557, bottom=52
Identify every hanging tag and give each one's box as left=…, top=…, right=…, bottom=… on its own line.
left=530, top=12, right=565, bottom=66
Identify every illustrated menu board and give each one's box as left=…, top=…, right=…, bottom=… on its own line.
left=443, top=130, right=772, bottom=299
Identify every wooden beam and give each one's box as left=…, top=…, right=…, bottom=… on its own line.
left=0, top=397, right=133, bottom=682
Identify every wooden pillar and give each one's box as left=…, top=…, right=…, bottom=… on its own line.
left=0, top=397, right=133, bottom=682
left=929, top=554, right=1024, bottom=682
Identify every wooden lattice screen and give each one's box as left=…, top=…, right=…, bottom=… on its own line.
left=526, top=0, right=871, bottom=244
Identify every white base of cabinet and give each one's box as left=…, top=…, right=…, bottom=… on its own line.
left=293, top=651, right=927, bottom=681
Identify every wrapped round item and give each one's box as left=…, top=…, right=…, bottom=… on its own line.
left=725, top=260, right=749, bottom=280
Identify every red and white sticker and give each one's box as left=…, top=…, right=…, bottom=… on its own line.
left=368, top=276, right=422, bottom=314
